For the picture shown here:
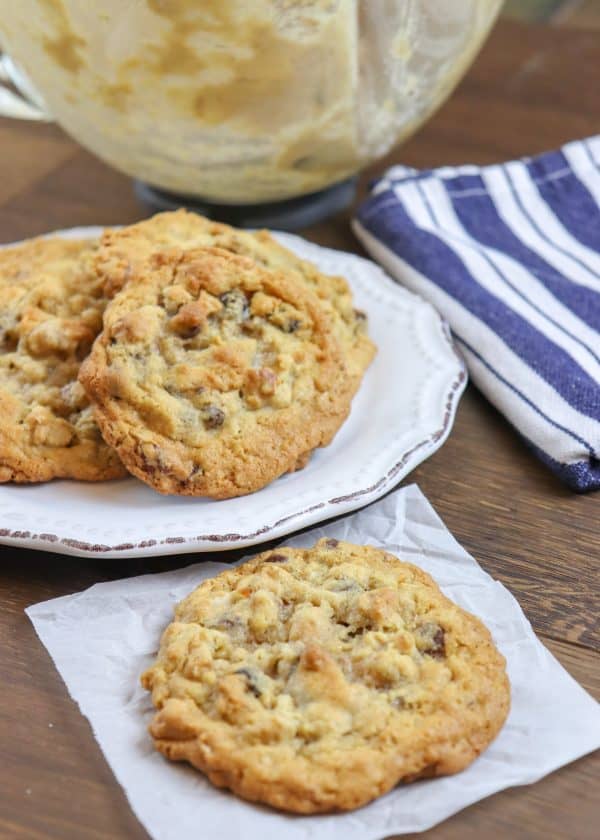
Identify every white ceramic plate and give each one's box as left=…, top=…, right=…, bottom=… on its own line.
left=0, top=227, right=466, bottom=558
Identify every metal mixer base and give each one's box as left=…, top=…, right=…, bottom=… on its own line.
left=133, top=177, right=358, bottom=231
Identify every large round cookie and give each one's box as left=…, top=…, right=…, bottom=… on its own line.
left=142, top=539, right=510, bottom=813
left=0, top=237, right=125, bottom=483
left=80, top=246, right=353, bottom=498
left=94, top=210, right=376, bottom=388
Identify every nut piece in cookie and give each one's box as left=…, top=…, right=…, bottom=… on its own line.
left=80, top=247, right=353, bottom=498
left=141, top=540, right=510, bottom=813
left=0, top=237, right=126, bottom=483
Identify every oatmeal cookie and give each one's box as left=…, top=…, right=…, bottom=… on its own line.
left=80, top=247, right=353, bottom=497
left=0, top=237, right=125, bottom=483
left=95, top=210, right=376, bottom=387
left=141, top=539, right=510, bottom=813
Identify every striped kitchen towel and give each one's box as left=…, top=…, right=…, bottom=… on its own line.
left=353, top=137, right=600, bottom=492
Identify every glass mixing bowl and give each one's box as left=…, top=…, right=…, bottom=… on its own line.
left=0, top=1, right=501, bottom=211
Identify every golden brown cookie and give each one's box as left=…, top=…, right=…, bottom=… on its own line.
left=0, top=237, right=126, bottom=483
left=94, top=210, right=376, bottom=389
left=80, top=246, right=353, bottom=498
left=141, top=539, right=510, bottom=813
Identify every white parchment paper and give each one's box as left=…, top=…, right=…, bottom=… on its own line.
left=27, top=485, right=600, bottom=839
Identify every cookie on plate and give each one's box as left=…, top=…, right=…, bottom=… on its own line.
left=141, top=539, right=510, bottom=813
left=0, top=236, right=126, bottom=483
left=94, top=210, right=376, bottom=389
left=80, top=246, right=353, bottom=497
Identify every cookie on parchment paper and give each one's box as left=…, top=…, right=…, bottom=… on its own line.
left=141, top=539, right=510, bottom=813
left=80, top=246, right=354, bottom=498
left=0, top=236, right=125, bottom=483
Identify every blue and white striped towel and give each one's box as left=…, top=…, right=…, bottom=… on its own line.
left=353, top=137, right=600, bottom=492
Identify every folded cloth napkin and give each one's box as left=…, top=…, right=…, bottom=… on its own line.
left=353, top=137, right=600, bottom=492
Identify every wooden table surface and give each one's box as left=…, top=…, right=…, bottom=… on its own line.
left=1, top=18, right=599, bottom=840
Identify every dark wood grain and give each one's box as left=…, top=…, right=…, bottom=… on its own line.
left=0, top=18, right=599, bottom=840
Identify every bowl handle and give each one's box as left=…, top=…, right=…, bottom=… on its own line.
left=0, top=53, right=51, bottom=121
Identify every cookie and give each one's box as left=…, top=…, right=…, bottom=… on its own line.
left=0, top=237, right=126, bottom=483
left=94, top=212, right=375, bottom=475
left=79, top=246, right=353, bottom=497
left=94, top=210, right=376, bottom=388
left=141, top=539, right=510, bottom=813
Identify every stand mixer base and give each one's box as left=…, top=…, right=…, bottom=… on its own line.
left=134, top=177, right=358, bottom=231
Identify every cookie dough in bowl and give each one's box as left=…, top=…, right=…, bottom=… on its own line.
left=0, top=1, right=502, bottom=203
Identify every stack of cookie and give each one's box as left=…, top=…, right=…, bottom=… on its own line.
left=0, top=212, right=375, bottom=496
